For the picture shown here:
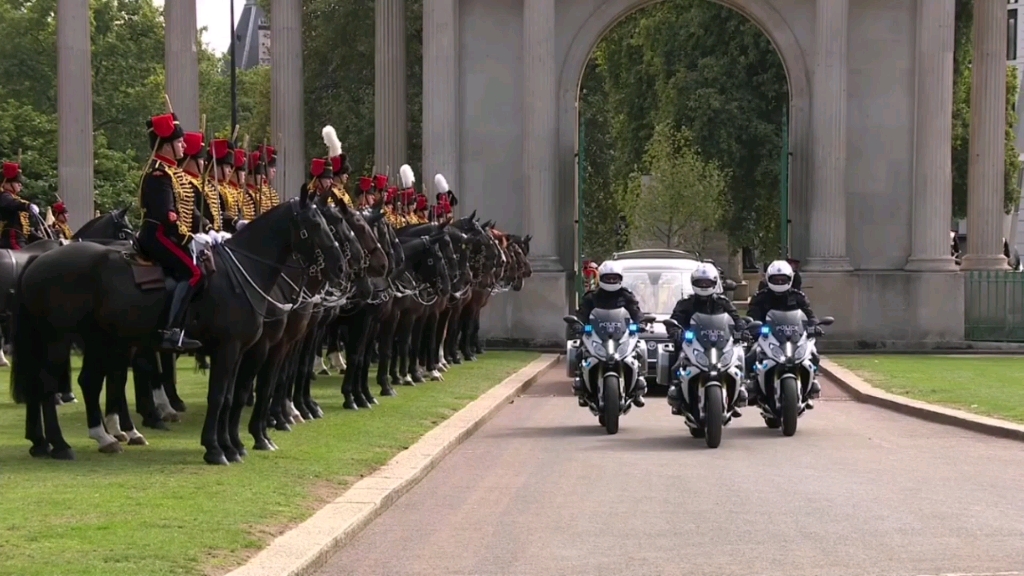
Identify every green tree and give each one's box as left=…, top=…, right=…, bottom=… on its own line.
left=620, top=123, right=727, bottom=252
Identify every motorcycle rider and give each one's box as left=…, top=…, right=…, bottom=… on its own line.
left=573, top=260, right=647, bottom=407
left=746, top=259, right=822, bottom=404
left=667, top=263, right=748, bottom=416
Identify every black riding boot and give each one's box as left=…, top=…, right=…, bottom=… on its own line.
left=160, top=282, right=202, bottom=352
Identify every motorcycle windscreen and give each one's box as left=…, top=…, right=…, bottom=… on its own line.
left=765, top=309, right=808, bottom=344
left=589, top=308, right=631, bottom=341
left=688, top=312, right=734, bottom=353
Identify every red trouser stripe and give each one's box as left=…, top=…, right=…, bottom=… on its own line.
left=155, top=225, right=202, bottom=287
left=9, top=230, right=19, bottom=250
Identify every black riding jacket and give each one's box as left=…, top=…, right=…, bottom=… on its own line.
left=669, top=294, right=742, bottom=331
left=747, top=288, right=816, bottom=324
left=577, top=287, right=643, bottom=325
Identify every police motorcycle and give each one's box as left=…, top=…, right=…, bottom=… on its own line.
left=563, top=309, right=656, bottom=435
left=750, top=310, right=834, bottom=436
left=661, top=312, right=760, bottom=449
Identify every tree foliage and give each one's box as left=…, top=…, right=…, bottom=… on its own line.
left=579, top=0, right=788, bottom=261
left=620, top=123, right=727, bottom=252
left=0, top=0, right=268, bottom=213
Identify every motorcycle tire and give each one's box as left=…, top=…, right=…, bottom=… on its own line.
left=704, top=385, right=724, bottom=449
left=602, top=373, right=620, bottom=435
left=780, top=376, right=799, bottom=437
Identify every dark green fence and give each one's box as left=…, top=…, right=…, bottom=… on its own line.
left=964, top=270, right=1024, bottom=341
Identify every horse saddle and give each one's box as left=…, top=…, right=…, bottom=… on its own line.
left=124, top=238, right=216, bottom=292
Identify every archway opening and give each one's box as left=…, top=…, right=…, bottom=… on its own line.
left=572, top=0, right=795, bottom=309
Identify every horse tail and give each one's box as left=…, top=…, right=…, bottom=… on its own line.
left=9, top=288, right=42, bottom=404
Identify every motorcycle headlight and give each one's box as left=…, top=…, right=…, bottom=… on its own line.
left=586, top=335, right=607, bottom=360
left=690, top=347, right=709, bottom=369
left=719, top=346, right=734, bottom=368
left=768, top=343, right=786, bottom=362
left=794, top=343, right=808, bottom=362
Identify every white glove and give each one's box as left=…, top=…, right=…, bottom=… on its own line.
left=236, top=220, right=249, bottom=230
left=206, top=232, right=222, bottom=245
left=216, top=231, right=232, bottom=242
left=29, top=204, right=39, bottom=215
left=193, top=232, right=212, bottom=246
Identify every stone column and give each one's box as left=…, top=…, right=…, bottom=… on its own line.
left=164, top=0, right=200, bottom=131
left=57, top=0, right=94, bottom=230
left=270, top=0, right=304, bottom=200
left=422, top=0, right=459, bottom=201
left=376, top=0, right=406, bottom=179
left=805, top=0, right=852, bottom=272
left=522, top=0, right=559, bottom=268
left=961, top=0, right=1010, bottom=270
left=906, top=0, right=958, bottom=271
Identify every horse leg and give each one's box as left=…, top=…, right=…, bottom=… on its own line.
left=108, top=346, right=147, bottom=446
left=42, top=339, right=74, bottom=459
left=76, top=341, right=120, bottom=453
left=460, top=307, right=476, bottom=362
left=161, top=350, right=187, bottom=413
left=305, top=326, right=326, bottom=417
left=133, top=350, right=170, bottom=431
left=201, top=348, right=236, bottom=466
left=251, top=346, right=285, bottom=450
left=376, top=312, right=398, bottom=397
left=409, top=315, right=427, bottom=384
left=293, top=332, right=317, bottom=419
left=230, top=345, right=265, bottom=458
left=270, top=353, right=294, bottom=429
left=26, top=401, right=49, bottom=457
left=472, top=312, right=484, bottom=356
left=357, top=317, right=379, bottom=406
left=395, top=312, right=416, bottom=385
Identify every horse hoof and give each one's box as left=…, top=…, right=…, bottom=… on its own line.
left=61, top=393, right=77, bottom=404
left=234, top=446, right=248, bottom=458
left=128, top=435, right=149, bottom=446
left=354, top=397, right=371, bottom=409
left=412, top=374, right=425, bottom=384
left=112, top=432, right=129, bottom=443
left=143, top=417, right=170, bottom=431
left=310, top=406, right=324, bottom=419
left=204, top=452, right=230, bottom=466
left=309, top=372, right=318, bottom=381
left=296, top=410, right=312, bottom=422
left=226, top=452, right=243, bottom=464
left=389, top=376, right=401, bottom=386
left=452, top=357, right=463, bottom=365
left=274, top=420, right=292, bottom=431
left=51, top=447, right=75, bottom=461
left=465, top=355, right=477, bottom=362
left=366, top=396, right=379, bottom=406
left=381, top=386, right=397, bottom=397
left=267, top=439, right=279, bottom=450
left=169, top=399, right=187, bottom=412
left=98, top=441, right=124, bottom=454
left=253, top=439, right=273, bottom=451
left=161, top=411, right=181, bottom=423
left=29, top=444, right=51, bottom=458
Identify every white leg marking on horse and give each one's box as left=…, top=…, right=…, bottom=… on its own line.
left=89, top=425, right=120, bottom=450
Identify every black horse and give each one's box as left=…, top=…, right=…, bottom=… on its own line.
left=10, top=192, right=346, bottom=464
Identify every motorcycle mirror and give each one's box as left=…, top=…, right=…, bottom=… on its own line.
left=722, top=279, right=738, bottom=292
left=642, top=313, right=657, bottom=324
left=747, top=320, right=763, bottom=333
left=819, top=316, right=835, bottom=326
left=662, top=318, right=681, bottom=331
left=562, top=315, right=583, bottom=327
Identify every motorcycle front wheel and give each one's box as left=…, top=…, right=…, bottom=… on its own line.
left=780, top=375, right=799, bottom=437
left=602, top=373, right=621, bottom=435
left=704, top=385, right=724, bottom=448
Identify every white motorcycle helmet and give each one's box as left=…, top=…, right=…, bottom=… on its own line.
left=690, top=263, right=719, bottom=297
left=597, top=260, right=624, bottom=291
left=765, top=260, right=794, bottom=293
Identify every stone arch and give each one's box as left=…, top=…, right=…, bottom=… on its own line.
left=556, top=0, right=812, bottom=274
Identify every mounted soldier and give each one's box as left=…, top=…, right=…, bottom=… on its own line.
left=0, top=158, right=40, bottom=249
left=180, top=130, right=220, bottom=234
left=210, top=138, right=241, bottom=231
left=257, top=144, right=280, bottom=214
left=234, top=147, right=257, bottom=222
left=136, top=111, right=204, bottom=352
left=307, top=156, right=335, bottom=199
left=321, top=125, right=355, bottom=208
left=432, top=173, right=458, bottom=223
left=383, top=186, right=405, bottom=227
left=49, top=201, right=73, bottom=240
left=398, top=164, right=425, bottom=225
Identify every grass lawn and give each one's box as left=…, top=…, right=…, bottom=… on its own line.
left=0, top=351, right=538, bottom=576
left=829, top=355, right=1024, bottom=424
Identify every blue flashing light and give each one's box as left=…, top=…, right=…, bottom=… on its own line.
left=628, top=323, right=638, bottom=333
left=683, top=330, right=695, bottom=342
left=760, top=325, right=771, bottom=337
left=584, top=325, right=593, bottom=334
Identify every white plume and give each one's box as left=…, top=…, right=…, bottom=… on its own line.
left=399, top=164, right=416, bottom=188
left=321, top=125, right=342, bottom=158
left=434, top=174, right=449, bottom=194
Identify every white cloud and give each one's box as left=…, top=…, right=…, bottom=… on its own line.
left=153, top=0, right=247, bottom=55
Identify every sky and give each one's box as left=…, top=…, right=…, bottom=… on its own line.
left=152, top=0, right=247, bottom=55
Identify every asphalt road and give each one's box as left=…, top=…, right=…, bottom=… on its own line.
left=317, top=363, right=1024, bottom=576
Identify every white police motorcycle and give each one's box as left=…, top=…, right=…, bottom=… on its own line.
left=563, top=309, right=655, bottom=435
left=750, top=309, right=834, bottom=436
left=661, top=313, right=758, bottom=449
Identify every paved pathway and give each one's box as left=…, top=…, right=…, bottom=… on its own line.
left=317, top=365, right=1024, bottom=576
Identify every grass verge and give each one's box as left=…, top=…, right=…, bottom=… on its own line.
left=0, top=351, right=539, bottom=576
left=829, top=355, right=1024, bottom=424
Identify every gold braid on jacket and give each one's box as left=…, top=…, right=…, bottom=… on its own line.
left=154, top=158, right=195, bottom=237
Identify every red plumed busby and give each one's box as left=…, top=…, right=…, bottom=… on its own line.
left=259, top=145, right=277, bottom=168
left=52, top=201, right=68, bottom=215
left=209, top=139, right=234, bottom=166
left=309, top=157, right=334, bottom=180
left=182, top=132, right=205, bottom=158
left=373, top=174, right=388, bottom=191
left=146, top=113, right=185, bottom=150
left=385, top=186, right=399, bottom=204
left=233, top=149, right=248, bottom=171
left=357, top=177, right=372, bottom=193
left=414, top=193, right=428, bottom=212
left=248, top=151, right=265, bottom=175
left=2, top=161, right=23, bottom=184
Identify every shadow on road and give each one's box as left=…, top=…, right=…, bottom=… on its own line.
left=487, top=424, right=602, bottom=439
